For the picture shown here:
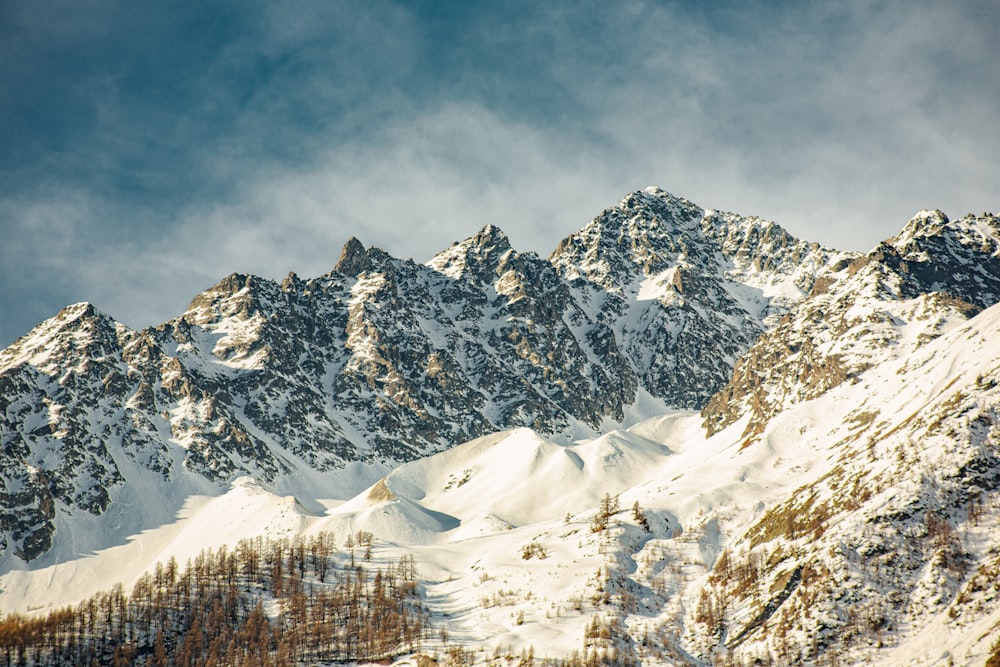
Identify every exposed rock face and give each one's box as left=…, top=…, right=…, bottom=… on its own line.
left=702, top=211, right=1000, bottom=440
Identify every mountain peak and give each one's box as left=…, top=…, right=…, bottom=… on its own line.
left=892, top=208, right=950, bottom=245
left=911, top=208, right=949, bottom=224
left=0, top=301, right=123, bottom=376
left=56, top=301, right=100, bottom=321
left=471, top=223, right=510, bottom=250
left=426, top=224, right=514, bottom=280
left=334, top=237, right=394, bottom=276
left=624, top=187, right=702, bottom=217
left=548, top=188, right=706, bottom=289
left=336, top=237, right=369, bottom=275
left=638, top=185, right=684, bottom=202
left=37, top=301, right=118, bottom=337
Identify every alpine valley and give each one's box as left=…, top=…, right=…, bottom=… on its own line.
left=2, top=187, right=999, bottom=666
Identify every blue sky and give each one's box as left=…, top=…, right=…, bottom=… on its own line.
left=2, top=0, right=998, bottom=346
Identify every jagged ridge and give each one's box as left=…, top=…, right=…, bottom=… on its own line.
left=702, top=210, right=1000, bottom=440
left=0, top=187, right=836, bottom=563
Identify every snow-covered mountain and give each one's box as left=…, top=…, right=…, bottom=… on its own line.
left=0, top=188, right=837, bottom=565
left=2, top=188, right=1000, bottom=666
left=702, top=209, right=1000, bottom=440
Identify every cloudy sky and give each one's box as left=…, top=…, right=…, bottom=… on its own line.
left=2, top=0, right=997, bottom=346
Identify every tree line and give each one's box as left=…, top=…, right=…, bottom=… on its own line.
left=0, top=532, right=427, bottom=666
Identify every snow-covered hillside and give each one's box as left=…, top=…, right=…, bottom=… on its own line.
left=2, top=189, right=999, bottom=665
left=5, top=300, right=999, bottom=664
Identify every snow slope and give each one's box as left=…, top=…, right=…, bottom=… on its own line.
left=9, top=302, right=999, bottom=664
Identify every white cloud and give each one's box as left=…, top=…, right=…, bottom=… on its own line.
left=148, top=104, right=627, bottom=275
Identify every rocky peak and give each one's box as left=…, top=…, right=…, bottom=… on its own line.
left=549, top=189, right=839, bottom=330
left=894, top=208, right=950, bottom=243
left=881, top=211, right=1000, bottom=308
left=545, top=188, right=841, bottom=412
left=0, top=302, right=123, bottom=374
left=333, top=237, right=397, bottom=280
left=57, top=301, right=100, bottom=320
left=601, top=187, right=705, bottom=240
left=426, top=224, right=514, bottom=281
left=280, top=272, right=301, bottom=293
left=470, top=223, right=511, bottom=251
left=183, top=273, right=278, bottom=326
left=548, top=188, right=707, bottom=292
left=335, top=237, right=370, bottom=276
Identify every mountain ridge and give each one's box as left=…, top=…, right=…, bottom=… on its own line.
left=3, top=187, right=1000, bottom=665
left=702, top=209, right=1000, bottom=440
left=1, top=187, right=844, bottom=564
